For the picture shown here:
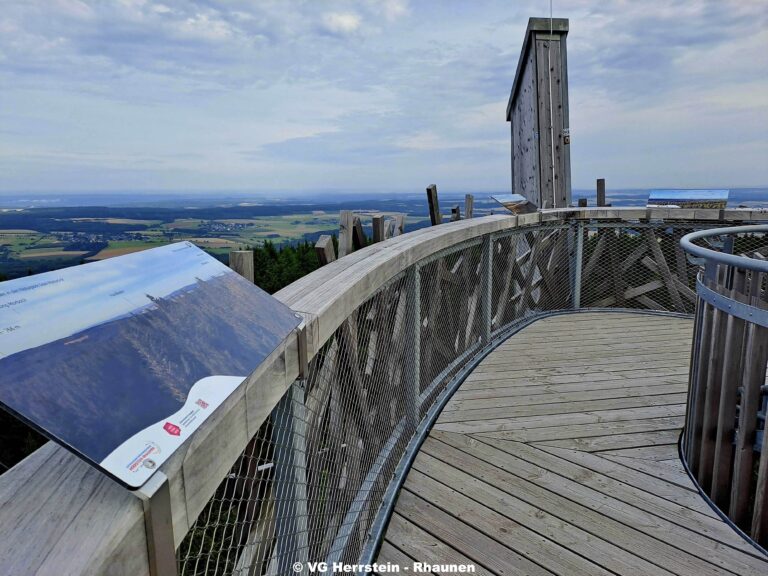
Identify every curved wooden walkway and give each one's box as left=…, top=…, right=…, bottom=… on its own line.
left=375, top=312, right=768, bottom=576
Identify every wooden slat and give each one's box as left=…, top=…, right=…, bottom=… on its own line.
left=377, top=312, right=768, bottom=575
left=412, top=446, right=735, bottom=576
left=440, top=433, right=767, bottom=566
left=398, top=480, right=600, bottom=576
left=730, top=323, right=768, bottom=527
left=385, top=514, right=495, bottom=576
left=711, top=270, right=748, bottom=507
left=437, top=393, right=687, bottom=424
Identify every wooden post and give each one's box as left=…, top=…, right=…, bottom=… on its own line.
left=394, top=214, right=405, bottom=236
left=426, top=184, right=441, bottom=225
left=272, top=382, right=309, bottom=573
left=404, top=266, right=420, bottom=430
left=450, top=205, right=461, bottom=222
left=481, top=234, right=493, bottom=343
left=578, top=198, right=587, bottom=208
left=338, top=210, right=354, bottom=258
left=229, top=250, right=255, bottom=283
left=372, top=216, right=385, bottom=243
left=136, top=472, right=178, bottom=576
left=352, top=217, right=366, bottom=250
left=464, top=195, right=474, bottom=219
left=597, top=178, right=606, bottom=207
left=314, top=235, right=336, bottom=266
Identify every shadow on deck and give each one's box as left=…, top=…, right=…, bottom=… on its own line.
left=375, top=312, right=768, bottom=576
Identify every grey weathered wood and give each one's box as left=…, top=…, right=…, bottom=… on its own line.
left=372, top=216, right=385, bottom=243
left=426, top=184, right=441, bottom=225
left=338, top=210, right=354, bottom=258
left=597, top=179, right=606, bottom=207
left=730, top=323, right=768, bottom=527
left=230, top=250, right=255, bottom=283
left=378, top=312, right=768, bottom=575
left=314, top=234, right=336, bottom=266
left=394, top=213, right=405, bottom=236
left=0, top=443, right=149, bottom=576
left=464, top=194, right=474, bottom=219
left=352, top=216, right=366, bottom=250
left=710, top=270, right=747, bottom=506
left=697, top=305, right=727, bottom=492
left=507, top=18, right=571, bottom=208
left=450, top=205, right=461, bottom=221
left=753, top=425, right=768, bottom=546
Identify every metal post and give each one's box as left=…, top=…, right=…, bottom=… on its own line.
left=481, top=234, right=494, bottom=342
left=572, top=222, right=583, bottom=309
left=273, top=381, right=309, bottom=574
left=136, top=471, right=178, bottom=576
left=404, top=265, right=421, bottom=430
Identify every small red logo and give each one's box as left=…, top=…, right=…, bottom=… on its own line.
left=196, top=399, right=209, bottom=409
left=163, top=422, right=181, bottom=436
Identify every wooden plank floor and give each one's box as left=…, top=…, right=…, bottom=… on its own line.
left=376, top=312, right=768, bottom=576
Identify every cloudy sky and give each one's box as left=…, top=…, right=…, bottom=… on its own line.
left=0, top=0, right=766, bottom=195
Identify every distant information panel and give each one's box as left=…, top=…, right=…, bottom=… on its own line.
left=0, top=242, right=301, bottom=488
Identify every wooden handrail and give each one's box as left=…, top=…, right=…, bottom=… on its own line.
left=2, top=207, right=768, bottom=574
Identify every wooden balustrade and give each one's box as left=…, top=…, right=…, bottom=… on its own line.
left=681, top=225, right=768, bottom=548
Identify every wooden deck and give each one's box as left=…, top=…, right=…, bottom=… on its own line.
left=375, top=312, right=768, bottom=576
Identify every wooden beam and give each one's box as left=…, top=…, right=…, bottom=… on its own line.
left=465, top=195, right=474, bottom=219
left=597, top=179, right=606, bottom=207
left=394, top=213, right=405, bottom=236
left=229, top=250, right=255, bottom=283
left=338, top=210, right=354, bottom=257
left=352, top=216, right=366, bottom=250
left=372, top=216, right=385, bottom=243
left=427, top=184, right=442, bottom=225
left=451, top=205, right=461, bottom=222
left=314, top=235, right=336, bottom=266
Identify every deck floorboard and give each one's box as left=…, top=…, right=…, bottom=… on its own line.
left=376, top=312, right=768, bottom=575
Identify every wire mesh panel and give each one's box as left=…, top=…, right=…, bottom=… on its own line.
left=418, top=241, right=484, bottom=409
left=174, top=216, right=768, bottom=575
left=177, top=270, right=422, bottom=574
left=578, top=221, right=744, bottom=314
left=490, top=224, right=572, bottom=336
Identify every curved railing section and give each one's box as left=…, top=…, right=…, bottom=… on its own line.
left=2, top=206, right=768, bottom=575
left=681, top=225, right=768, bottom=550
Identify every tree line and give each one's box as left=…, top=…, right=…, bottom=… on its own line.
left=248, top=237, right=336, bottom=294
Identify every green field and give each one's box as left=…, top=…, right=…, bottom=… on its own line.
left=0, top=209, right=429, bottom=279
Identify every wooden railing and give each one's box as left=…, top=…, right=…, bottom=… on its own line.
left=681, top=225, right=768, bottom=549
left=2, top=207, right=768, bottom=575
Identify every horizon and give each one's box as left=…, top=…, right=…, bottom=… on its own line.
left=1, top=1, right=767, bottom=193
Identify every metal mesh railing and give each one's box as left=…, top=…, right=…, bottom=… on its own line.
left=576, top=220, right=748, bottom=314
left=176, top=216, right=768, bottom=575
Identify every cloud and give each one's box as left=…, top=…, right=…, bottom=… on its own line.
left=320, top=12, right=362, bottom=36
left=0, top=0, right=765, bottom=193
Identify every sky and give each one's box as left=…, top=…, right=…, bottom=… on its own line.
left=0, top=242, right=227, bottom=358
left=0, top=0, right=766, bottom=195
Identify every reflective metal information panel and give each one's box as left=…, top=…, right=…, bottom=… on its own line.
left=0, top=242, right=301, bottom=488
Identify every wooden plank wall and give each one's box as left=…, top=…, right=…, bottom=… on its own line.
left=535, top=35, right=568, bottom=209
left=511, top=41, right=540, bottom=207
left=508, top=18, right=571, bottom=209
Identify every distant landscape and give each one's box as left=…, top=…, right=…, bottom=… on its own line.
left=1, top=188, right=766, bottom=280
